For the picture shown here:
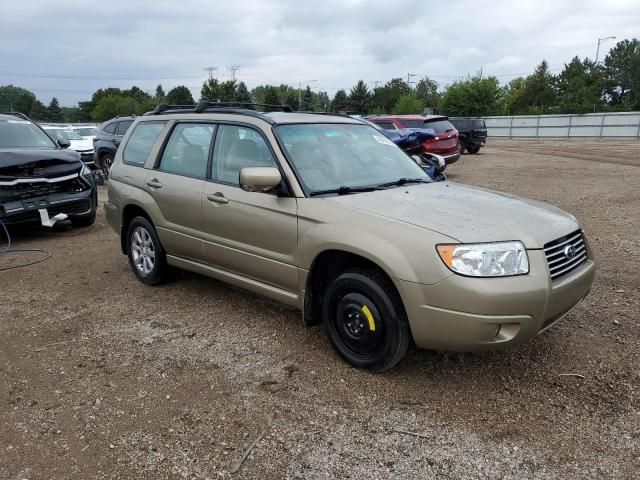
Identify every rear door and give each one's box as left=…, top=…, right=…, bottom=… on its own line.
left=144, top=122, right=216, bottom=260
left=200, top=123, right=298, bottom=293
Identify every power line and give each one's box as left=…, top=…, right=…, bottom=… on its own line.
left=227, top=65, right=242, bottom=81
left=0, top=71, right=203, bottom=81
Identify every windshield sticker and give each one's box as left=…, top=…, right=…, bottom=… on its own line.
left=373, top=135, right=394, bottom=145
left=7, top=120, right=31, bottom=124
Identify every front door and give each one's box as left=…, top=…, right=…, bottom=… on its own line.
left=200, top=124, right=298, bottom=293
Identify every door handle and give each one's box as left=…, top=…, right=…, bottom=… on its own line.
left=146, top=179, right=163, bottom=188
left=207, top=193, right=229, bottom=204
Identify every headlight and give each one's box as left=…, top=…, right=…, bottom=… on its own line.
left=436, top=241, right=529, bottom=277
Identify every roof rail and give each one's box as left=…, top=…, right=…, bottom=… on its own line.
left=115, top=113, right=136, bottom=119
left=194, top=101, right=294, bottom=113
left=1, top=111, right=30, bottom=121
left=151, top=104, right=197, bottom=115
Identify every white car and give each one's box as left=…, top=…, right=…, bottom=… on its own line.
left=42, top=126, right=95, bottom=165
left=69, top=124, right=99, bottom=142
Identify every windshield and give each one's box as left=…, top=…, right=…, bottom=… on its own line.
left=74, top=127, right=98, bottom=136
left=0, top=119, right=57, bottom=149
left=44, top=128, right=83, bottom=141
left=275, top=123, right=428, bottom=194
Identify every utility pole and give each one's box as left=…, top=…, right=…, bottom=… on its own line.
left=370, top=80, right=382, bottom=89
left=407, top=73, right=416, bottom=86
left=203, top=66, right=217, bottom=81
left=227, top=65, right=242, bottom=81
left=595, top=36, right=616, bottom=64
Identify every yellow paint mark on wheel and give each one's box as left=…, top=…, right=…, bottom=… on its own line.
left=361, top=305, right=376, bottom=331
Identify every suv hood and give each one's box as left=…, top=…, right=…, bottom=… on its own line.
left=325, top=182, right=579, bottom=249
left=0, top=149, right=82, bottom=180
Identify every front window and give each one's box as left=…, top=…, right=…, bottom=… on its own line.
left=44, top=129, right=83, bottom=141
left=276, top=123, right=428, bottom=194
left=74, top=127, right=99, bottom=136
left=0, top=119, right=56, bottom=149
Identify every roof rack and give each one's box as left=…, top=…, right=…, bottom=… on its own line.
left=194, top=101, right=294, bottom=113
left=115, top=113, right=136, bottom=119
left=1, top=111, right=30, bottom=120
left=151, top=104, right=196, bottom=115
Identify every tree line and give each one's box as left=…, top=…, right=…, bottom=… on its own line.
left=1, top=38, right=638, bottom=122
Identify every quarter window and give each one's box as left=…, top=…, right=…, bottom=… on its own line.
left=103, top=122, right=116, bottom=134
left=123, top=121, right=166, bottom=166
left=158, top=123, right=215, bottom=178
left=116, top=120, right=133, bottom=135
left=212, top=125, right=278, bottom=185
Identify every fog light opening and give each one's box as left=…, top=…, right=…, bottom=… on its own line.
left=493, top=324, right=502, bottom=338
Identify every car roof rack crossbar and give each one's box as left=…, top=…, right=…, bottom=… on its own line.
left=152, top=104, right=197, bottom=114
left=1, top=111, right=30, bottom=120
left=194, top=101, right=294, bottom=113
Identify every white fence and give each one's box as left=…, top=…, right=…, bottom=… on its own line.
left=481, top=112, right=640, bottom=139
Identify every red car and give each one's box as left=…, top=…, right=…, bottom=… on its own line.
left=370, top=115, right=461, bottom=164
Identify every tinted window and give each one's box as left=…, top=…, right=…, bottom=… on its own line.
left=372, top=121, right=396, bottom=130
left=452, top=120, right=469, bottom=129
left=103, top=122, right=116, bottom=134
left=212, top=125, right=278, bottom=185
left=0, top=119, right=56, bottom=149
left=123, top=121, right=166, bottom=166
left=422, top=119, right=455, bottom=133
left=116, top=120, right=133, bottom=135
left=159, top=123, right=215, bottom=178
left=472, top=120, right=486, bottom=129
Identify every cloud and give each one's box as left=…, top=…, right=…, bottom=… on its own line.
left=0, top=0, right=638, bottom=104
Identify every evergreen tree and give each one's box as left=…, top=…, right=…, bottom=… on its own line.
left=604, top=38, right=640, bottom=109
left=371, top=78, right=410, bottom=113
left=47, top=97, right=64, bottom=122
left=234, top=81, right=252, bottom=103
left=263, top=86, right=281, bottom=111
left=30, top=100, right=48, bottom=121
left=331, top=89, right=349, bottom=112
left=301, top=86, right=313, bottom=110
left=348, top=80, right=371, bottom=114
left=509, top=60, right=557, bottom=114
left=200, top=79, right=220, bottom=101
left=219, top=80, right=237, bottom=102
left=155, top=84, right=166, bottom=99
left=283, top=89, right=299, bottom=110
left=556, top=57, right=605, bottom=113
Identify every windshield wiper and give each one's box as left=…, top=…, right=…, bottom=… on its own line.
left=309, top=185, right=383, bottom=196
left=376, top=177, right=429, bottom=188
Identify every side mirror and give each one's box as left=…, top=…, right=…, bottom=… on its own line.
left=57, top=138, right=71, bottom=149
left=239, top=167, right=282, bottom=193
left=418, top=153, right=446, bottom=173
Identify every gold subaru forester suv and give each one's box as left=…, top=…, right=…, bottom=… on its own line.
left=105, top=103, right=595, bottom=371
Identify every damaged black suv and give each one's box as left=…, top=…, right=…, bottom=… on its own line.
left=0, top=112, right=97, bottom=227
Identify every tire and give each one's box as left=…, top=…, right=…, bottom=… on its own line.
left=467, top=143, right=481, bottom=154
left=100, top=153, right=114, bottom=178
left=126, top=216, right=168, bottom=285
left=322, top=268, right=410, bottom=372
left=459, top=141, right=466, bottom=154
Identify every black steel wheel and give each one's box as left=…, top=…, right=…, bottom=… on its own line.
left=323, top=268, right=410, bottom=372
left=467, top=143, right=481, bottom=154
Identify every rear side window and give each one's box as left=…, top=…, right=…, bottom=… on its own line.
left=116, top=120, right=133, bottom=135
left=103, top=122, right=116, bottom=134
left=123, top=121, right=166, bottom=166
left=472, top=120, right=486, bottom=129
left=158, top=123, right=215, bottom=178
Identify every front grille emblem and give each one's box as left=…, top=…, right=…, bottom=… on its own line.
left=564, top=244, right=576, bottom=259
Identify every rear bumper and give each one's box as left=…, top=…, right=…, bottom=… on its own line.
left=397, top=249, right=595, bottom=351
left=0, top=189, right=96, bottom=225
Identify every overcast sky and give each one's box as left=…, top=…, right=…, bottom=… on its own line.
left=1, top=0, right=638, bottom=106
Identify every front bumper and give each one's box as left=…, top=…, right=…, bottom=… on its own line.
left=397, top=249, right=595, bottom=351
left=78, top=151, right=95, bottom=166
left=0, top=188, right=96, bottom=225
left=442, top=152, right=461, bottom=165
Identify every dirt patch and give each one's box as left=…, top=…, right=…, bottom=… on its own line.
left=1, top=139, right=639, bottom=479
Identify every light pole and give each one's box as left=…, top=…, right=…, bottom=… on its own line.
left=298, top=79, right=317, bottom=109
left=595, top=36, right=616, bottom=64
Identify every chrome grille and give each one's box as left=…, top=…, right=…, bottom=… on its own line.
left=544, top=230, right=587, bottom=281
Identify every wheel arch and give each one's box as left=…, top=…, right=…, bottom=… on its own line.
left=303, top=249, right=405, bottom=327
left=120, top=203, right=153, bottom=254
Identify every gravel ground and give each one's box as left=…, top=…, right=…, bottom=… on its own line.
left=1, top=139, right=638, bottom=479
